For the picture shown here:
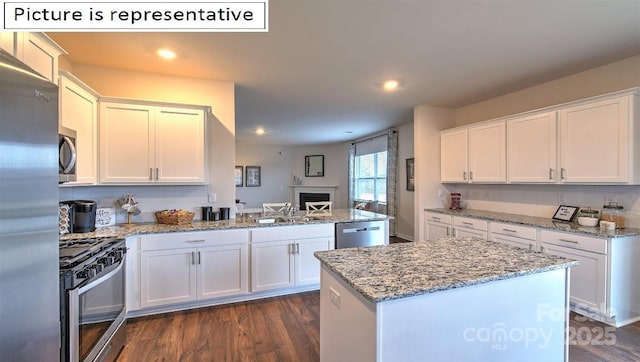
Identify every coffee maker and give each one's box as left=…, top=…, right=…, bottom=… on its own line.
left=60, top=200, right=97, bottom=233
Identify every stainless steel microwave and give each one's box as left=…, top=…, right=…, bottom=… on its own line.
left=59, top=126, right=77, bottom=183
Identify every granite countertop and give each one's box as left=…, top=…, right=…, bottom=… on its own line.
left=314, top=237, right=577, bottom=303
left=60, top=209, right=388, bottom=241
left=426, top=208, right=640, bottom=238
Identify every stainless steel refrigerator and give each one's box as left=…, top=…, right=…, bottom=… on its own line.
left=0, top=50, right=60, bottom=359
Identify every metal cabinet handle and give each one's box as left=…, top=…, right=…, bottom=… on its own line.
left=149, top=168, right=153, bottom=181
left=198, top=251, right=201, bottom=264
left=186, top=239, right=205, bottom=243
left=561, top=168, right=567, bottom=180
left=446, top=227, right=450, bottom=236
left=502, top=228, right=517, bottom=233
left=295, top=243, right=300, bottom=254
left=559, top=238, right=579, bottom=244
left=432, top=216, right=441, bottom=221
left=463, top=171, right=467, bottom=181
left=155, top=168, right=159, bottom=180
left=462, top=222, right=474, bottom=226
left=469, top=171, right=474, bottom=181
left=191, top=251, right=195, bottom=265
left=540, top=246, right=545, bottom=253
left=528, top=244, right=533, bottom=250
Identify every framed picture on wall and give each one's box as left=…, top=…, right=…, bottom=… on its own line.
left=305, top=155, right=324, bottom=177
left=246, top=166, right=261, bottom=187
left=406, top=158, right=415, bottom=191
left=235, top=166, right=243, bottom=187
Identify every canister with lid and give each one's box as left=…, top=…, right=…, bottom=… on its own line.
left=577, top=207, right=599, bottom=227
left=601, top=202, right=625, bottom=229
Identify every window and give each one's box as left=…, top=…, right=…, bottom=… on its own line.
left=354, top=151, right=387, bottom=202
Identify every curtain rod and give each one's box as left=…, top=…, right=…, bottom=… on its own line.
left=351, top=129, right=397, bottom=145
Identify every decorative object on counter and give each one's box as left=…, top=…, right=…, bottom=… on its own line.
left=235, top=200, right=245, bottom=216
left=116, top=194, right=140, bottom=225
left=219, top=207, right=230, bottom=220
left=201, top=206, right=213, bottom=221
left=449, top=192, right=461, bottom=210
left=602, top=202, right=625, bottom=229
left=577, top=207, right=599, bottom=227
left=95, top=207, right=116, bottom=227
left=155, top=209, right=195, bottom=225
left=246, top=166, right=261, bottom=187
left=552, top=205, right=579, bottom=222
left=305, top=155, right=324, bottom=177
left=235, top=166, right=243, bottom=187
left=292, top=174, right=303, bottom=185
left=406, top=158, right=415, bottom=191
left=59, top=202, right=73, bottom=235
left=600, top=220, right=616, bottom=230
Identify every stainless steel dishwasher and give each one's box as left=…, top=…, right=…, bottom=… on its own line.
left=335, top=220, right=385, bottom=248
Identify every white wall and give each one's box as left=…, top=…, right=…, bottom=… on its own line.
left=58, top=64, right=237, bottom=221
left=414, top=54, right=640, bottom=240
left=235, top=142, right=350, bottom=210
left=396, top=122, right=415, bottom=241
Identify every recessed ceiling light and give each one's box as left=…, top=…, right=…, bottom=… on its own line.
left=156, top=48, right=176, bottom=60
left=256, top=127, right=265, bottom=135
left=383, top=80, right=399, bottom=91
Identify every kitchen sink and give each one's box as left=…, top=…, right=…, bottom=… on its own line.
left=253, top=215, right=323, bottom=224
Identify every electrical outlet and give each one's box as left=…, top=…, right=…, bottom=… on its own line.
left=208, top=193, right=216, bottom=203
left=329, top=287, right=341, bottom=309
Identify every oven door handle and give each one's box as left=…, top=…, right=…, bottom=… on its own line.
left=78, top=257, right=125, bottom=295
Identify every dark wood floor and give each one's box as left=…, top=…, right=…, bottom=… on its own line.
left=117, top=291, right=640, bottom=362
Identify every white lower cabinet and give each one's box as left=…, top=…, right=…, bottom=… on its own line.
left=540, top=230, right=607, bottom=316
left=135, top=230, right=249, bottom=310
left=452, top=216, right=488, bottom=240
left=490, top=222, right=538, bottom=251
left=251, top=224, right=334, bottom=292
left=425, top=212, right=452, bottom=241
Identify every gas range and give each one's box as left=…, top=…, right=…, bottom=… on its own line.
left=59, top=236, right=126, bottom=288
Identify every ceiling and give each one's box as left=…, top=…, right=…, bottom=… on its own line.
left=48, top=0, right=640, bottom=146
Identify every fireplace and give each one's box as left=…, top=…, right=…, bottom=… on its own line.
left=299, top=193, right=330, bottom=210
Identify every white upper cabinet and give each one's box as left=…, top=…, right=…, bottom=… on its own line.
left=99, top=100, right=206, bottom=184
left=507, top=111, right=557, bottom=183
left=59, top=71, right=99, bottom=184
left=440, top=130, right=468, bottom=182
left=441, top=122, right=506, bottom=183
left=559, top=95, right=634, bottom=183
left=0, top=32, right=15, bottom=54
left=442, top=89, right=639, bottom=185
left=2, top=32, right=66, bottom=83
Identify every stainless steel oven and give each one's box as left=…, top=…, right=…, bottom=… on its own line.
left=60, top=237, right=127, bottom=362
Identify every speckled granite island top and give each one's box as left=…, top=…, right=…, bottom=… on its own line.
left=60, top=209, right=387, bottom=241
left=314, top=237, right=577, bottom=303
left=427, top=208, right=640, bottom=238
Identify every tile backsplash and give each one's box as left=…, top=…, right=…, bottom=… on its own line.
left=59, top=185, right=221, bottom=224
left=443, top=184, right=640, bottom=228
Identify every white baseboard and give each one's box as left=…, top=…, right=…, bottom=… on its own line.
left=395, top=232, right=414, bottom=242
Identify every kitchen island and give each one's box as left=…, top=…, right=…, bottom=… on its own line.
left=314, top=238, right=577, bottom=362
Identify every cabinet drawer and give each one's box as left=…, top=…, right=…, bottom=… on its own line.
left=425, top=212, right=452, bottom=225
left=490, top=222, right=537, bottom=240
left=453, top=216, right=487, bottom=231
left=252, top=223, right=334, bottom=243
left=540, top=230, right=607, bottom=254
left=140, top=230, right=249, bottom=251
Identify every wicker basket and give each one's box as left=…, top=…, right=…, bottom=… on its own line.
left=155, top=210, right=195, bottom=225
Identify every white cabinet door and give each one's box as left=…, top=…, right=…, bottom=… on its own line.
left=559, top=96, right=630, bottom=183
left=155, top=107, right=205, bottom=182
left=426, top=223, right=451, bottom=241
left=440, top=130, right=468, bottom=182
left=197, top=244, right=249, bottom=299
left=59, top=72, right=98, bottom=184
left=0, top=32, right=15, bottom=54
left=468, top=122, right=506, bottom=183
left=295, top=237, right=332, bottom=286
left=99, top=102, right=154, bottom=183
left=19, top=32, right=65, bottom=83
left=251, top=240, right=294, bottom=292
left=542, top=243, right=607, bottom=312
left=140, top=248, right=196, bottom=308
left=508, top=111, right=557, bottom=183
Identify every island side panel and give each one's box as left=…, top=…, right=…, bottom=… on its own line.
left=320, top=265, right=377, bottom=362
left=377, top=268, right=570, bottom=362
